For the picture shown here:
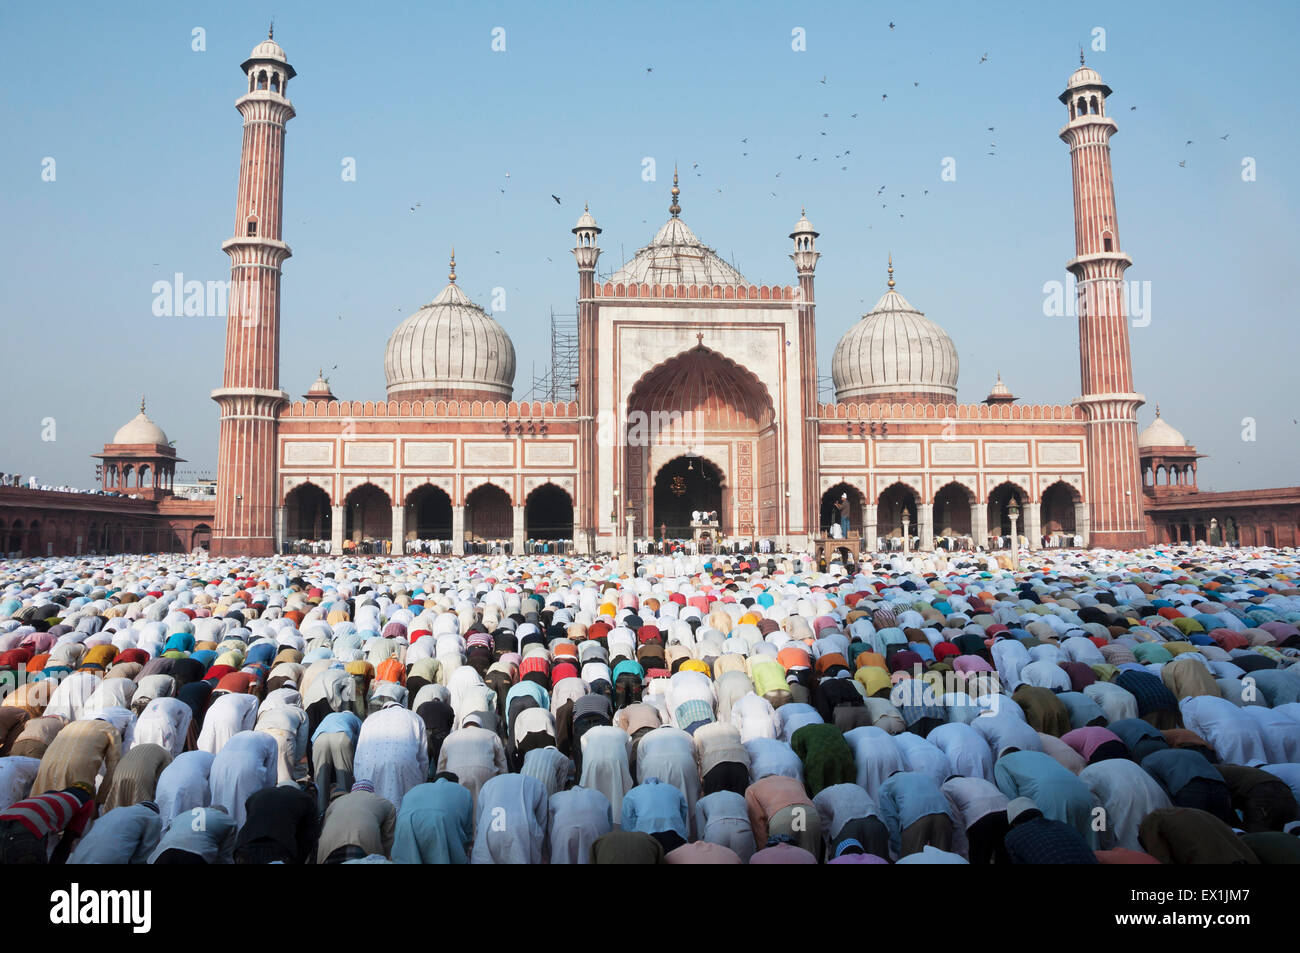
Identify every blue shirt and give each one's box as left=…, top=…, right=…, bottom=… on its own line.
left=620, top=778, right=688, bottom=839
left=876, top=771, right=951, bottom=854
left=312, top=711, right=363, bottom=746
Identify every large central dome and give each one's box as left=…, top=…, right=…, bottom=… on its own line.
left=609, top=168, right=751, bottom=287
left=831, top=262, right=959, bottom=403
left=384, top=256, right=516, bottom=403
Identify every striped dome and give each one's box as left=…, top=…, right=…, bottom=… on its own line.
left=831, top=285, right=959, bottom=403
left=384, top=278, right=516, bottom=402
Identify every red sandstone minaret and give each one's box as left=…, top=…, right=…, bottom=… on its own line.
left=210, top=28, right=296, bottom=557
left=789, top=209, right=820, bottom=540
left=1059, top=55, right=1146, bottom=549
left=572, top=202, right=602, bottom=554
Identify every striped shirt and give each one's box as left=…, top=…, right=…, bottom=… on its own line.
left=0, top=790, right=93, bottom=838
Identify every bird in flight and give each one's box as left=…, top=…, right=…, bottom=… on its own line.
left=889, top=21, right=895, bottom=29
left=820, top=76, right=827, bottom=84
left=978, top=53, right=988, bottom=63
left=646, top=67, right=653, bottom=73
left=850, top=113, right=858, bottom=118
left=882, top=93, right=888, bottom=101
left=552, top=195, right=561, bottom=204
left=1185, top=140, right=1194, bottom=146
left=1219, top=133, right=1230, bottom=140
left=1130, top=105, right=1137, bottom=111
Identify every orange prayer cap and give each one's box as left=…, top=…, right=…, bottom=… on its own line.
left=680, top=659, right=711, bottom=676
left=814, top=652, right=848, bottom=674
left=26, top=654, right=50, bottom=673
left=554, top=643, right=578, bottom=660
left=376, top=658, right=405, bottom=684
left=777, top=647, right=812, bottom=670
left=599, top=603, right=617, bottom=617
left=739, top=613, right=761, bottom=625
left=855, top=651, right=887, bottom=671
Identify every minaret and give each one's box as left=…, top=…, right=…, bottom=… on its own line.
left=789, top=209, right=820, bottom=540
left=1059, top=56, right=1146, bottom=549
left=572, top=203, right=602, bottom=554
left=210, top=28, right=296, bottom=557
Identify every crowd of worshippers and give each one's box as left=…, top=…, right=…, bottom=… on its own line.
left=0, top=544, right=1299, bottom=865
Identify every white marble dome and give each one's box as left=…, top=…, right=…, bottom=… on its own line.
left=112, top=408, right=168, bottom=446
left=1066, top=65, right=1104, bottom=90
left=1138, top=413, right=1186, bottom=448
left=384, top=270, right=516, bottom=401
left=831, top=276, right=959, bottom=403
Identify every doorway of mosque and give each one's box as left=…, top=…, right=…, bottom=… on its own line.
left=652, top=455, right=723, bottom=539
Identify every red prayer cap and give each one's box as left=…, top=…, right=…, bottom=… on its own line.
left=551, top=661, right=580, bottom=683
left=520, top=656, right=550, bottom=676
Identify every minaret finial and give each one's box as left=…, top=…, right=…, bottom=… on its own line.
left=887, top=253, right=895, bottom=290
left=1079, top=46, right=1085, bottom=66
left=669, top=165, right=681, bottom=218
left=140, top=395, right=146, bottom=415
left=269, top=19, right=274, bottom=40
left=1155, top=402, right=1161, bottom=417
left=449, top=246, right=456, bottom=283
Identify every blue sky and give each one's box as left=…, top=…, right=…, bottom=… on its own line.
left=1, top=0, right=1297, bottom=492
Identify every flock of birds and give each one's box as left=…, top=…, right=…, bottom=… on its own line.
left=337, top=22, right=1238, bottom=348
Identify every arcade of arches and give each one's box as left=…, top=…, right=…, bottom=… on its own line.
left=279, top=479, right=577, bottom=554
left=803, top=479, right=1087, bottom=550
left=0, top=487, right=213, bottom=557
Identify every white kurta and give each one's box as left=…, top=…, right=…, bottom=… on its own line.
left=208, top=731, right=278, bottom=830
left=355, top=705, right=430, bottom=809
left=134, top=697, right=193, bottom=758
left=1080, top=758, right=1172, bottom=850
left=155, top=750, right=214, bottom=827
left=578, top=726, right=634, bottom=822
left=196, top=693, right=259, bottom=755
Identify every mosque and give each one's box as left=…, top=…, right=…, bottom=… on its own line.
left=5, top=33, right=1296, bottom=558
left=197, top=33, right=1295, bottom=558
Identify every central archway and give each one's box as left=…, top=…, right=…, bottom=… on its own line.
left=625, top=344, right=777, bottom=539
left=653, top=455, right=724, bottom=537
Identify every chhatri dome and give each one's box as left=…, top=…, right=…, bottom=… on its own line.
left=1137, top=406, right=1187, bottom=448
left=384, top=250, right=517, bottom=402
left=610, top=168, right=751, bottom=286
left=831, top=258, right=960, bottom=403
left=112, top=398, right=169, bottom=446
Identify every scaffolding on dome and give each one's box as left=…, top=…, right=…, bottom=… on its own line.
left=520, top=308, right=579, bottom=403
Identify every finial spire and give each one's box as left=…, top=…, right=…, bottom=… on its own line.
left=1155, top=402, right=1161, bottom=417
left=140, top=395, right=146, bottom=415
left=887, top=253, right=895, bottom=290
left=448, top=246, right=456, bottom=283
left=269, top=20, right=274, bottom=40
left=669, top=165, right=681, bottom=218
left=1079, top=46, right=1085, bottom=66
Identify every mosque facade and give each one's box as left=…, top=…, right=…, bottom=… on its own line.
left=197, top=33, right=1295, bottom=558
left=9, top=33, right=1297, bottom=560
